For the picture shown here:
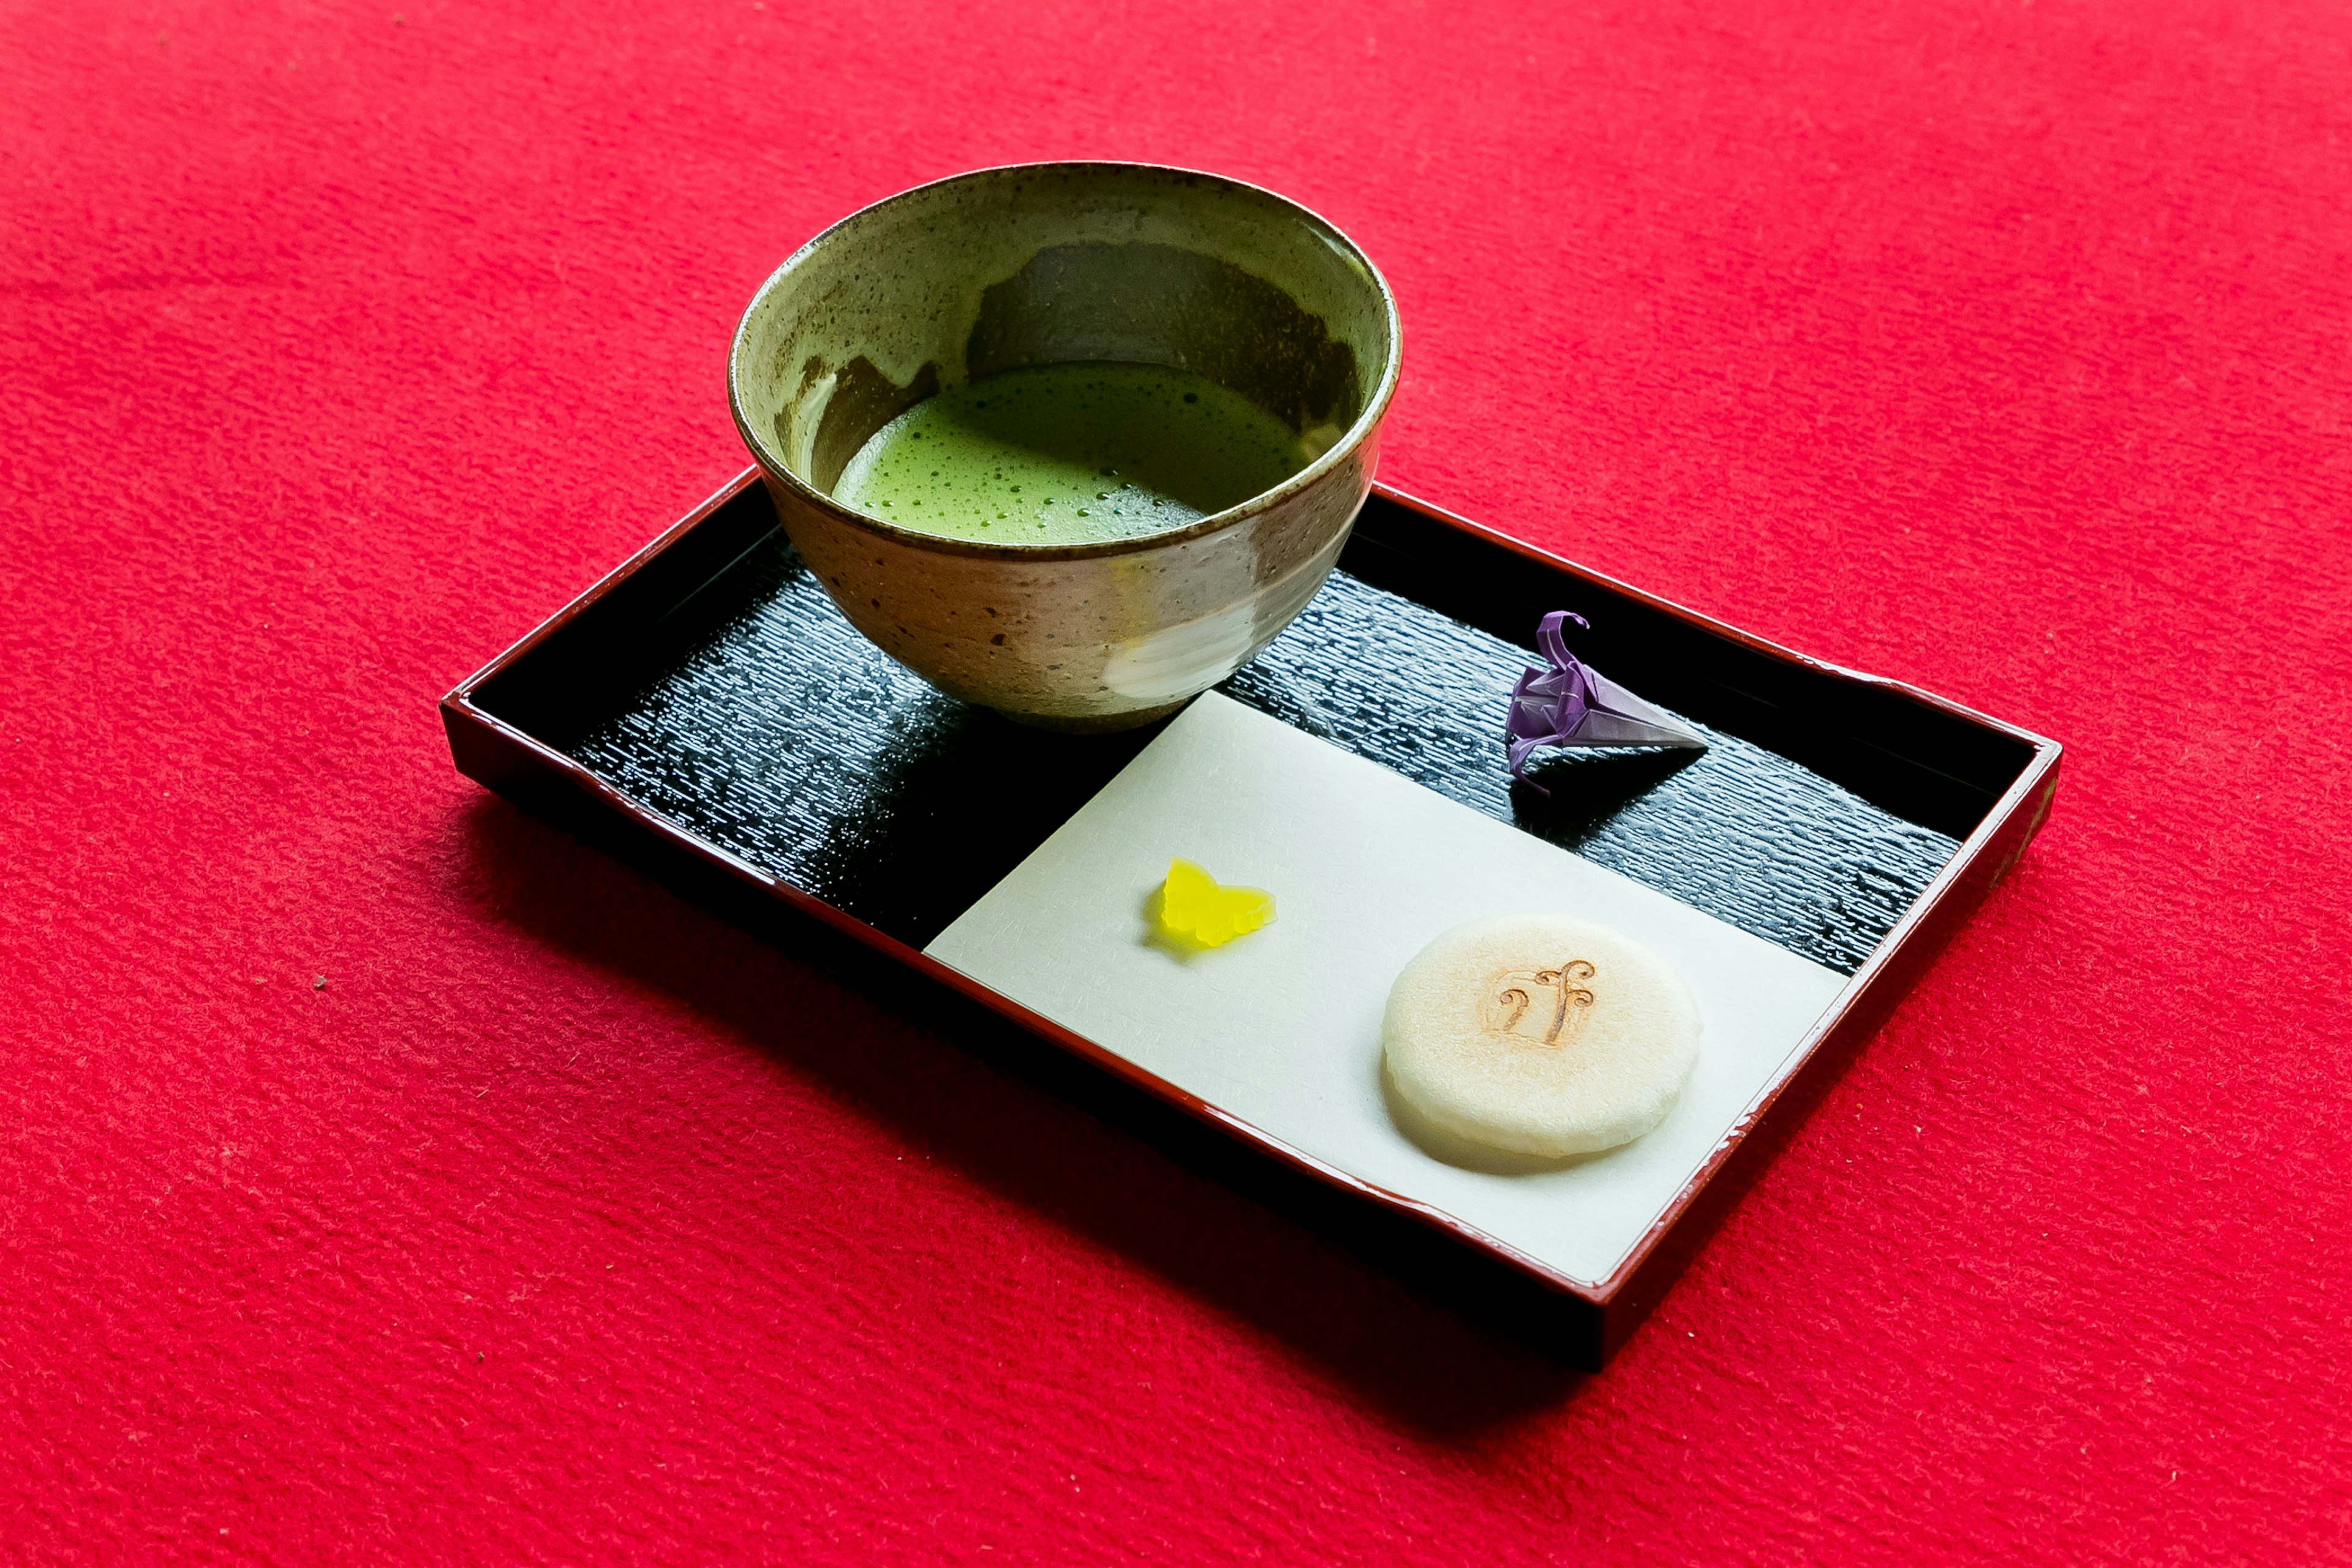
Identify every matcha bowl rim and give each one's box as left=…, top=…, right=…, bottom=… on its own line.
left=724, top=160, right=1402, bottom=564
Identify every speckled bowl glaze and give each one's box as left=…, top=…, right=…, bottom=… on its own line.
left=728, top=162, right=1400, bottom=730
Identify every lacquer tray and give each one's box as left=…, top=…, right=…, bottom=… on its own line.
left=442, top=470, right=2060, bottom=1368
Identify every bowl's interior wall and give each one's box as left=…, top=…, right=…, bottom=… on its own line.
left=731, top=168, right=1395, bottom=497
left=957, top=243, right=1364, bottom=438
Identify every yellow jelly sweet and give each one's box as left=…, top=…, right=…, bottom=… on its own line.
left=1153, top=858, right=1275, bottom=949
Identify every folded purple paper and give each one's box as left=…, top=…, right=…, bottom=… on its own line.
left=1505, top=611, right=1708, bottom=785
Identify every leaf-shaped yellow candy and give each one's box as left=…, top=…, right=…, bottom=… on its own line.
left=1154, top=858, right=1275, bottom=949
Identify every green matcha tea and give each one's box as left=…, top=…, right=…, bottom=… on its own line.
left=835, top=361, right=1310, bottom=545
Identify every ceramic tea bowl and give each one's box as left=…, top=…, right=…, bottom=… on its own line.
left=727, top=162, right=1400, bottom=730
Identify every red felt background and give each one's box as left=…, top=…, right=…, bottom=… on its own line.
left=5, top=0, right=2350, bottom=1561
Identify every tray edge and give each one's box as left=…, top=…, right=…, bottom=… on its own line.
left=441, top=468, right=2065, bottom=1367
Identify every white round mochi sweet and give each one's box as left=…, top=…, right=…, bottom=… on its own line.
left=1383, top=914, right=1701, bottom=1159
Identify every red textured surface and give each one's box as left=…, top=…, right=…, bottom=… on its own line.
left=5, top=0, right=2349, bottom=1559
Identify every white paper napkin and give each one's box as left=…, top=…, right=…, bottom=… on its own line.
left=925, top=692, right=1850, bottom=1287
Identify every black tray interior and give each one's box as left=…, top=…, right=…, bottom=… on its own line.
left=473, top=485, right=2033, bottom=976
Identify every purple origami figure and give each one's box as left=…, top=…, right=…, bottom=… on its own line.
left=1505, top=611, right=1708, bottom=788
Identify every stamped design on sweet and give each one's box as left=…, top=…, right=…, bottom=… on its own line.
left=1480, top=960, right=1598, bottom=1047
left=1387, top=915, right=1698, bottom=1158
